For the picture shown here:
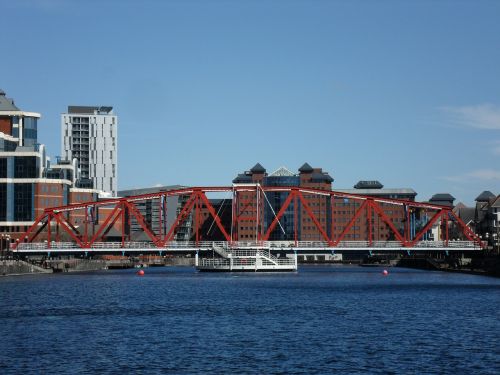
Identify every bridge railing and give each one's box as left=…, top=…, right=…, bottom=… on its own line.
left=413, top=240, right=476, bottom=248
left=13, top=239, right=480, bottom=251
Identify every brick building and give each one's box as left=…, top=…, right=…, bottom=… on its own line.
left=335, top=181, right=417, bottom=241
left=232, top=163, right=333, bottom=241
left=0, top=89, right=102, bottom=243
left=230, top=164, right=418, bottom=242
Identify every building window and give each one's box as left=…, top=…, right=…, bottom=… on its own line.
left=14, top=183, right=33, bottom=221
left=14, top=157, right=37, bottom=178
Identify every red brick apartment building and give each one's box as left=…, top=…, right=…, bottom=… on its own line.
left=230, top=163, right=416, bottom=242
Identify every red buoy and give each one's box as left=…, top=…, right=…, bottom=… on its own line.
left=382, top=269, right=389, bottom=276
left=137, top=269, right=145, bottom=276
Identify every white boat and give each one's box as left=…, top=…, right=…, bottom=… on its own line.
left=196, top=247, right=297, bottom=272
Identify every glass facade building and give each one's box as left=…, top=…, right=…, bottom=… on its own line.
left=263, top=173, right=300, bottom=241
left=22, top=117, right=38, bottom=147
left=0, top=89, right=101, bottom=240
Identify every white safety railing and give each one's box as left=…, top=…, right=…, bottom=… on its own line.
left=14, top=239, right=480, bottom=251
left=198, top=258, right=230, bottom=268
left=231, top=258, right=256, bottom=266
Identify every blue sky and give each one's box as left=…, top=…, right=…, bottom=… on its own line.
left=2, top=0, right=499, bottom=205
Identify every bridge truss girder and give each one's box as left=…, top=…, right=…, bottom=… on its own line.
left=14, top=186, right=484, bottom=250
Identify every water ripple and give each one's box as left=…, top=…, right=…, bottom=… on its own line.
left=0, top=266, right=499, bottom=374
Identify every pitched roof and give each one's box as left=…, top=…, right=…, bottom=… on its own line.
left=298, top=162, right=313, bottom=173
left=475, top=191, right=495, bottom=202
left=232, top=173, right=252, bottom=183
left=453, top=202, right=467, bottom=210
left=311, top=172, right=334, bottom=183
left=455, top=207, right=475, bottom=224
left=250, top=163, right=266, bottom=173
left=354, top=181, right=383, bottom=189
left=476, top=201, right=489, bottom=212
left=430, top=193, right=455, bottom=202
left=0, top=89, right=20, bottom=111
left=490, top=195, right=500, bottom=208
left=269, top=166, right=295, bottom=177
left=336, top=188, right=417, bottom=197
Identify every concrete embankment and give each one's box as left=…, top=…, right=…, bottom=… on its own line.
left=164, top=257, right=194, bottom=266
left=1, top=256, right=196, bottom=276
left=396, top=254, right=500, bottom=277
left=45, top=259, right=108, bottom=273
left=1, top=260, right=52, bottom=276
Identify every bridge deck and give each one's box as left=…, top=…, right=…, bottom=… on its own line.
left=12, top=241, right=482, bottom=254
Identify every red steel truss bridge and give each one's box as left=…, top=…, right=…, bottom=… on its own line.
left=13, top=185, right=484, bottom=254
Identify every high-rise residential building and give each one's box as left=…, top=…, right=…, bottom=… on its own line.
left=0, top=89, right=101, bottom=240
left=61, top=106, right=118, bottom=196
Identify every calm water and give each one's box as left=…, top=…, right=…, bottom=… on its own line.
left=0, top=266, right=499, bottom=374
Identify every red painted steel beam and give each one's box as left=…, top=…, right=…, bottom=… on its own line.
left=448, top=210, right=484, bottom=247
left=124, top=200, right=160, bottom=245
left=369, top=200, right=406, bottom=245
left=99, top=206, right=123, bottom=242
left=294, top=193, right=298, bottom=246
left=236, top=201, right=255, bottom=219
left=14, top=212, right=49, bottom=247
left=445, top=214, right=449, bottom=246
left=262, top=190, right=295, bottom=241
left=408, top=210, right=444, bottom=247
left=195, top=196, right=200, bottom=245
left=232, top=189, right=238, bottom=242
left=334, top=200, right=369, bottom=246
left=47, top=213, right=52, bottom=248
left=367, top=202, right=372, bottom=246
left=51, top=212, right=86, bottom=248
left=88, top=203, right=122, bottom=248
left=38, top=185, right=450, bottom=216
left=65, top=217, right=82, bottom=238
left=198, top=191, right=231, bottom=242
left=17, top=185, right=464, bottom=248
left=297, top=191, right=331, bottom=244
left=162, top=192, right=197, bottom=244
left=27, top=218, right=49, bottom=244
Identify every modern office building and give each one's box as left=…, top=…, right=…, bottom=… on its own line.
left=0, top=89, right=101, bottom=240
left=62, top=106, right=118, bottom=196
